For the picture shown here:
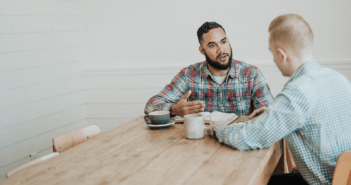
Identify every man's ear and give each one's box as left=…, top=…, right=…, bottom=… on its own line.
left=277, top=48, right=288, bottom=62
left=199, top=46, right=205, bottom=55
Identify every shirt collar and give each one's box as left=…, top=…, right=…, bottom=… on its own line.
left=201, top=59, right=236, bottom=80
left=289, top=60, right=321, bottom=82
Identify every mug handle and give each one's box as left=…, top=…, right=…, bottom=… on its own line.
left=144, top=114, right=151, bottom=124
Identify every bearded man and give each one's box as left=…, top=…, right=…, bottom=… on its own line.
left=144, top=22, right=273, bottom=117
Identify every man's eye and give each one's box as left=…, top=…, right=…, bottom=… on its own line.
left=222, top=40, right=226, bottom=44
left=209, top=45, right=215, bottom=48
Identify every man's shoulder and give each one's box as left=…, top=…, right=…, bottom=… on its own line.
left=291, top=67, right=348, bottom=89
left=179, top=61, right=206, bottom=74
left=231, top=60, right=263, bottom=80
left=234, top=59, right=260, bottom=72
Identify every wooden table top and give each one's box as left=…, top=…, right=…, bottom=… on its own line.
left=3, top=116, right=283, bottom=185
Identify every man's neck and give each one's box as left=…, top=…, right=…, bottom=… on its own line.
left=301, top=55, right=314, bottom=63
left=207, top=64, right=230, bottom=77
left=288, top=54, right=315, bottom=76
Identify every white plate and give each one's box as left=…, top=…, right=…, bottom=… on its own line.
left=145, top=120, right=175, bottom=128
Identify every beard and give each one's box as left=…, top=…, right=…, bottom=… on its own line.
left=204, top=48, right=233, bottom=70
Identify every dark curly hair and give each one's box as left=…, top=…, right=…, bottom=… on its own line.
left=197, top=22, right=226, bottom=44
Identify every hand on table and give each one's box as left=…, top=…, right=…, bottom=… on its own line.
left=207, top=120, right=227, bottom=138
left=248, top=107, right=269, bottom=119
left=207, top=126, right=216, bottom=138
left=170, top=90, right=206, bottom=117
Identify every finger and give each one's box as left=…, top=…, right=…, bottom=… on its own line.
left=187, top=103, right=205, bottom=110
left=184, top=104, right=204, bottom=111
left=255, top=108, right=267, bottom=116
left=186, top=108, right=204, bottom=115
left=194, top=108, right=205, bottom=113
left=249, top=108, right=267, bottom=118
left=249, top=110, right=259, bottom=119
left=187, top=101, right=206, bottom=107
left=180, top=90, right=192, bottom=101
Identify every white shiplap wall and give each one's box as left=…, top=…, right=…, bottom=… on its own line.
left=83, top=61, right=351, bottom=133
left=0, top=0, right=87, bottom=180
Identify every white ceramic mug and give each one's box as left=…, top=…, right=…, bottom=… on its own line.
left=184, top=114, right=212, bottom=139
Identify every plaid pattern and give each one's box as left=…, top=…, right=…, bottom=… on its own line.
left=215, top=61, right=351, bottom=185
left=144, top=59, right=273, bottom=115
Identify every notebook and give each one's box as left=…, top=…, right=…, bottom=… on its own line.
left=173, top=111, right=239, bottom=125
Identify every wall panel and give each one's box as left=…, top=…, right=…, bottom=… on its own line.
left=0, top=46, right=82, bottom=71
left=83, top=61, right=351, bottom=130
left=0, top=0, right=85, bottom=180
left=0, top=32, right=81, bottom=52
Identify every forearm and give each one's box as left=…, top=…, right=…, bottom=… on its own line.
left=214, top=121, right=271, bottom=150
left=215, top=91, right=307, bottom=150
left=144, top=98, right=175, bottom=114
left=144, top=70, right=189, bottom=114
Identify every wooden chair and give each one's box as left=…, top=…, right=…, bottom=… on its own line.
left=6, top=152, right=59, bottom=178
left=283, top=139, right=298, bottom=173
left=332, top=151, right=351, bottom=185
left=52, top=125, right=101, bottom=153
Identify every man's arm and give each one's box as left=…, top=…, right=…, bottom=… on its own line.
left=214, top=86, right=308, bottom=150
left=144, top=69, right=205, bottom=116
left=251, top=68, right=274, bottom=109
left=144, top=69, right=188, bottom=114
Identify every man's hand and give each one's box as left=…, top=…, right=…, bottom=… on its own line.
left=170, top=90, right=206, bottom=117
left=207, top=121, right=227, bottom=138
left=248, top=107, right=269, bottom=119
left=207, top=126, right=216, bottom=138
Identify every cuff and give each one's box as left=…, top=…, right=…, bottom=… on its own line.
left=164, top=103, right=176, bottom=117
left=214, top=124, right=228, bottom=143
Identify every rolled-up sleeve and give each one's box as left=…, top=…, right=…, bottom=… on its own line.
left=144, top=69, right=189, bottom=114
left=215, top=86, right=308, bottom=150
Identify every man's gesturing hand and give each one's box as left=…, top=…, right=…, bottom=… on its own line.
left=248, top=107, right=269, bottom=119
left=170, top=90, right=206, bottom=117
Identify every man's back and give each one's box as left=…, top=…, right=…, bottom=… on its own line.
left=284, top=61, right=351, bottom=184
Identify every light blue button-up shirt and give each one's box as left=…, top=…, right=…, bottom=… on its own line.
left=215, top=61, right=351, bottom=185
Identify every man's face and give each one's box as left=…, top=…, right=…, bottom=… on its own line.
left=200, top=28, right=232, bottom=70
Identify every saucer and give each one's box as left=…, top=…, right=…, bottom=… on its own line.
left=145, top=120, right=175, bottom=128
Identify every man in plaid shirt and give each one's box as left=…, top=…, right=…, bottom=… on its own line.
left=144, top=22, right=273, bottom=116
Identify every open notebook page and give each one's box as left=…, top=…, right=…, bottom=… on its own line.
left=173, top=111, right=239, bottom=125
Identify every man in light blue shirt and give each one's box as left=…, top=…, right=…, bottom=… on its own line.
left=210, top=14, right=351, bottom=185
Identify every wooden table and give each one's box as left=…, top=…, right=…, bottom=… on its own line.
left=3, top=116, right=283, bottom=185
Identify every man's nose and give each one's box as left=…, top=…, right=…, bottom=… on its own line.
left=217, top=44, right=225, bottom=54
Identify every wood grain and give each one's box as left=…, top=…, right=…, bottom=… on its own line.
left=2, top=116, right=282, bottom=185
left=332, top=151, right=351, bottom=185
left=6, top=153, right=59, bottom=178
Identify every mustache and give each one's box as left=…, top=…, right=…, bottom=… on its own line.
left=217, top=53, right=229, bottom=59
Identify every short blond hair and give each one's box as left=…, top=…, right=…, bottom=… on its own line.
left=269, top=14, right=313, bottom=56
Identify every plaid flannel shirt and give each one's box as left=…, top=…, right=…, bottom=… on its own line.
left=215, top=61, right=351, bottom=185
left=144, top=59, right=273, bottom=115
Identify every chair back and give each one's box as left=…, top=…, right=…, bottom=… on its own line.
left=6, top=152, right=59, bottom=178
left=52, top=125, right=101, bottom=153
left=283, top=138, right=298, bottom=173
left=333, top=151, right=351, bottom=185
